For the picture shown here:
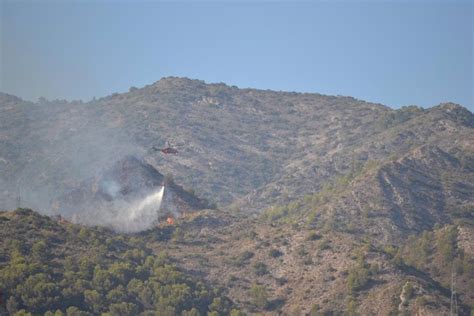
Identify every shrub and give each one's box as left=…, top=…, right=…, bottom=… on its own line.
left=346, top=296, right=357, bottom=315
left=309, top=304, right=320, bottom=316
left=230, top=309, right=246, bottom=316
left=269, top=249, right=283, bottom=258
left=436, top=225, right=458, bottom=262
left=250, top=284, right=268, bottom=309
left=254, top=262, right=269, bottom=276
left=347, top=266, right=369, bottom=292
left=319, top=239, right=331, bottom=250
left=307, top=232, right=322, bottom=241
left=231, top=251, right=254, bottom=267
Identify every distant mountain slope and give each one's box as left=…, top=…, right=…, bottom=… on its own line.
left=0, top=78, right=388, bottom=210
left=237, top=103, right=473, bottom=211
left=267, top=144, right=474, bottom=244
left=0, top=78, right=472, bottom=220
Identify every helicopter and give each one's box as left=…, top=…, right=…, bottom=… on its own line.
left=152, top=141, right=179, bottom=154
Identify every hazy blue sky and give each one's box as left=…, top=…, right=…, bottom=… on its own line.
left=1, top=1, right=473, bottom=110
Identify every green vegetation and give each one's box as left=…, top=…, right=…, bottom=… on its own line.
left=346, top=296, right=358, bottom=316
left=306, top=232, right=322, bottom=241
left=261, top=200, right=307, bottom=225
left=309, top=304, right=320, bottom=316
left=347, top=265, right=369, bottom=293
left=435, top=225, right=458, bottom=262
left=399, top=225, right=474, bottom=278
left=1, top=73, right=473, bottom=316
left=253, top=262, right=269, bottom=276
left=387, top=224, right=474, bottom=311
left=229, top=251, right=254, bottom=267
left=250, top=284, right=268, bottom=309
left=376, top=105, right=423, bottom=129
left=318, top=239, right=331, bottom=251
left=262, top=158, right=384, bottom=232
left=229, top=309, right=246, bottom=316
left=0, top=209, right=231, bottom=315
left=347, top=246, right=371, bottom=293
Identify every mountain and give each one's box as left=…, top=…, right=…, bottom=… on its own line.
left=0, top=79, right=472, bottom=214
left=258, top=144, right=474, bottom=245
left=0, top=78, right=473, bottom=314
left=1, top=207, right=472, bottom=315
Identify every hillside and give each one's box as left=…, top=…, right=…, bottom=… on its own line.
left=157, top=212, right=473, bottom=315
left=0, top=78, right=473, bottom=315
left=0, top=209, right=238, bottom=315
left=0, top=78, right=472, bottom=215
left=1, top=208, right=472, bottom=315
left=258, top=144, right=474, bottom=244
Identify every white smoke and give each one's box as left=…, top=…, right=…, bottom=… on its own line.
left=0, top=98, right=146, bottom=213
left=72, top=186, right=165, bottom=232
left=101, top=180, right=121, bottom=199
left=127, top=186, right=165, bottom=223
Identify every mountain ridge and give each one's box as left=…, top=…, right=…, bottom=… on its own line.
left=0, top=77, right=473, bottom=314
left=0, top=77, right=472, bottom=212
left=3, top=76, right=469, bottom=111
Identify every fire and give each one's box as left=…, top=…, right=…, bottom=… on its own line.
left=166, top=217, right=174, bottom=225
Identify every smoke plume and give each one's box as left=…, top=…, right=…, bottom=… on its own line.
left=71, top=186, right=165, bottom=232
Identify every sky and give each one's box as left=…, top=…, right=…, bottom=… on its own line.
left=1, top=1, right=473, bottom=111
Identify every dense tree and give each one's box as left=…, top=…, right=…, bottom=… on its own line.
left=31, top=241, right=48, bottom=262
left=17, top=273, right=59, bottom=311
left=0, top=210, right=232, bottom=315
left=208, top=297, right=232, bottom=314
left=6, top=295, right=19, bottom=315
left=182, top=307, right=200, bottom=316
left=13, top=310, right=32, bottom=316
left=108, top=302, right=139, bottom=316
left=230, top=309, right=246, bottom=316
left=436, top=225, right=458, bottom=262
left=84, top=289, right=103, bottom=314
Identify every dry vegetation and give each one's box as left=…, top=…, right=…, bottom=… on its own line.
left=1, top=78, right=473, bottom=315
